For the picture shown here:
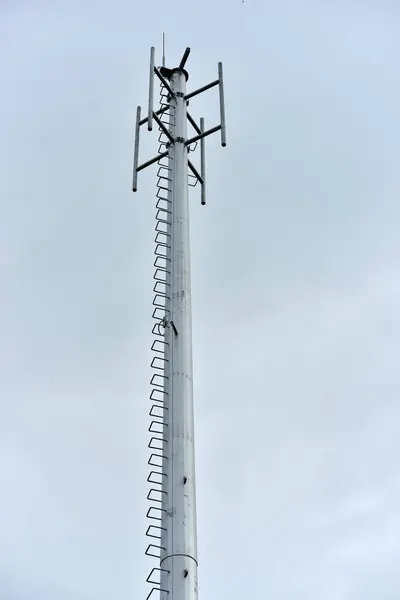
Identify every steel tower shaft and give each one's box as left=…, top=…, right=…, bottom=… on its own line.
left=159, top=67, right=198, bottom=600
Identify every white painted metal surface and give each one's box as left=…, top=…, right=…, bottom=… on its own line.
left=160, top=69, right=198, bottom=600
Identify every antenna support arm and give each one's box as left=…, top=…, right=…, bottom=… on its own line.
left=185, top=124, right=222, bottom=147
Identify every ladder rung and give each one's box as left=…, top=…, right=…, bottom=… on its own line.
left=150, top=372, right=167, bottom=387
left=148, top=436, right=166, bottom=450
left=150, top=388, right=166, bottom=402
left=147, top=471, right=167, bottom=485
left=145, top=544, right=164, bottom=558
left=152, top=322, right=166, bottom=337
left=148, top=453, right=166, bottom=468
left=147, top=488, right=167, bottom=503
left=145, top=524, right=166, bottom=539
left=149, top=404, right=167, bottom=418
left=149, top=420, right=166, bottom=435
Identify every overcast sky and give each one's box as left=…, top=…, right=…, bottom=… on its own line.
left=1, top=1, right=400, bottom=599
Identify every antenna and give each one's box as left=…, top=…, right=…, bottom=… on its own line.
left=132, top=45, right=226, bottom=600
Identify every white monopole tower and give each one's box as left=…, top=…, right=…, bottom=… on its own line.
left=132, top=44, right=226, bottom=600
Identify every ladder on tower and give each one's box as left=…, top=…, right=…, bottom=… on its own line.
left=145, top=76, right=173, bottom=600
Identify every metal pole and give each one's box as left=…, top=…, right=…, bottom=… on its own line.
left=162, top=33, right=166, bottom=67
left=160, top=69, right=198, bottom=600
left=179, top=47, right=191, bottom=70
left=132, top=106, right=141, bottom=192
left=148, top=47, right=155, bottom=131
left=218, top=62, right=226, bottom=147
left=184, top=79, right=219, bottom=101
left=186, top=124, right=221, bottom=148
left=200, top=118, right=206, bottom=205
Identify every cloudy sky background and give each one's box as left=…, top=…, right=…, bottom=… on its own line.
left=1, top=1, right=400, bottom=598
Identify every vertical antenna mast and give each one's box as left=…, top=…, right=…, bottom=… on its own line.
left=133, top=45, right=226, bottom=600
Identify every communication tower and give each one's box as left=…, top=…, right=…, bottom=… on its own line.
left=132, top=42, right=226, bottom=600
